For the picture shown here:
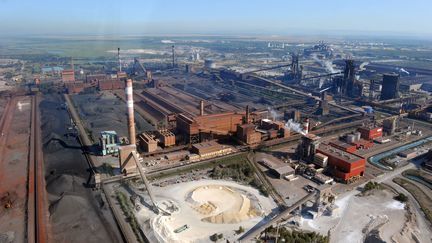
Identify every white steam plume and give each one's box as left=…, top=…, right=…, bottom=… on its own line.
left=267, top=107, right=280, bottom=120
left=285, top=119, right=306, bottom=136
left=399, top=68, right=410, bottom=75
left=311, top=54, right=337, bottom=73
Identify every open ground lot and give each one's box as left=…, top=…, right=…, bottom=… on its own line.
left=298, top=189, right=421, bottom=243
left=0, top=96, right=31, bottom=242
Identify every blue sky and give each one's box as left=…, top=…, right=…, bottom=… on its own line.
left=0, top=0, right=431, bottom=37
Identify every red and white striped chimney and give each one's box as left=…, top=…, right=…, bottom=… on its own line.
left=125, top=79, right=136, bottom=145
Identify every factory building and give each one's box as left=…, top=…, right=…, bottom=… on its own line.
left=381, top=73, right=400, bottom=100
left=270, top=165, right=295, bottom=179
left=98, top=78, right=125, bottom=91
left=313, top=153, right=329, bottom=168
left=297, top=134, right=321, bottom=161
left=258, top=119, right=290, bottom=140
left=317, top=144, right=365, bottom=183
left=383, top=117, right=398, bottom=135
left=329, top=140, right=357, bottom=153
left=351, top=139, right=374, bottom=150
left=397, top=149, right=419, bottom=159
left=191, top=141, right=232, bottom=160
left=358, top=126, right=383, bottom=140
left=65, top=82, right=84, bottom=94
left=138, top=132, right=158, bottom=153
left=99, top=131, right=119, bottom=155
left=118, top=144, right=137, bottom=173
left=61, top=69, right=75, bottom=82
left=258, top=158, right=295, bottom=179
left=176, top=112, right=245, bottom=143
left=237, top=123, right=262, bottom=145
left=156, top=129, right=176, bottom=147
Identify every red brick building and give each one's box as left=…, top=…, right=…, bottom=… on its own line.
left=317, top=144, right=365, bottom=183
left=329, top=140, right=357, bottom=153
left=61, top=69, right=75, bottom=82
left=65, top=82, right=84, bottom=94
left=98, top=79, right=125, bottom=91
left=358, top=126, right=383, bottom=140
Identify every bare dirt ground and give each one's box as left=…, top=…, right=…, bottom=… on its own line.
left=40, top=94, right=122, bottom=243
left=297, top=188, right=422, bottom=243
left=0, top=96, right=31, bottom=242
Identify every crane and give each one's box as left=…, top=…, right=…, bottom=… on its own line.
left=132, top=58, right=147, bottom=75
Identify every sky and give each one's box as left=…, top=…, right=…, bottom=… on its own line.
left=1, top=0, right=431, bottom=38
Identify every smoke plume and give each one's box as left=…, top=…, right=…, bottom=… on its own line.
left=267, top=107, right=280, bottom=120
left=285, top=119, right=306, bottom=135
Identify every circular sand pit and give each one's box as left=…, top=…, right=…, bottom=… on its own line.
left=187, top=185, right=259, bottom=224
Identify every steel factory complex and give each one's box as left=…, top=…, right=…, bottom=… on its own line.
left=1, top=36, right=432, bottom=243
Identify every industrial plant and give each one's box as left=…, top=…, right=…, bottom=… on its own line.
left=1, top=10, right=432, bottom=243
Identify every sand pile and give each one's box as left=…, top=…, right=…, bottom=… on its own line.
left=188, top=185, right=259, bottom=224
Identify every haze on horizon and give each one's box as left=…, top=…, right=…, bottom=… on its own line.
left=1, top=0, right=432, bottom=39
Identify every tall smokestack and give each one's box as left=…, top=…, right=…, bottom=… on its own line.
left=200, top=100, right=204, bottom=116
left=245, top=105, right=250, bottom=124
left=172, top=45, right=175, bottom=68
left=118, top=47, right=121, bottom=72
left=125, top=79, right=136, bottom=145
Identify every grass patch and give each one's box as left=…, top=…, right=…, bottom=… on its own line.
left=116, top=191, right=147, bottom=243
left=363, top=181, right=381, bottom=192
left=209, top=157, right=269, bottom=197
left=264, top=226, right=329, bottom=243
left=394, top=193, right=408, bottom=202
left=148, top=153, right=248, bottom=180
left=393, top=177, right=432, bottom=224
left=403, top=169, right=432, bottom=189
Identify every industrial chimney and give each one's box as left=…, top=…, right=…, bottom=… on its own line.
left=118, top=47, right=121, bottom=72
left=125, top=79, right=136, bottom=145
left=200, top=100, right=204, bottom=116
left=245, top=105, right=250, bottom=124
left=172, top=45, right=175, bottom=68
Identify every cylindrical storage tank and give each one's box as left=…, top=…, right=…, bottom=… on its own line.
left=354, top=132, right=361, bottom=141
left=346, top=134, right=356, bottom=144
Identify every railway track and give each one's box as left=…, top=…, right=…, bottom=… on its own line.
left=29, top=95, right=48, bottom=242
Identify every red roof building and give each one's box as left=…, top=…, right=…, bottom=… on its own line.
left=329, top=140, right=357, bottom=153
left=317, top=144, right=365, bottom=183
left=61, top=69, right=75, bottom=82
left=358, top=126, right=383, bottom=140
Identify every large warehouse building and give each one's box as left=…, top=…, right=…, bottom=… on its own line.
left=317, top=144, right=365, bottom=183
